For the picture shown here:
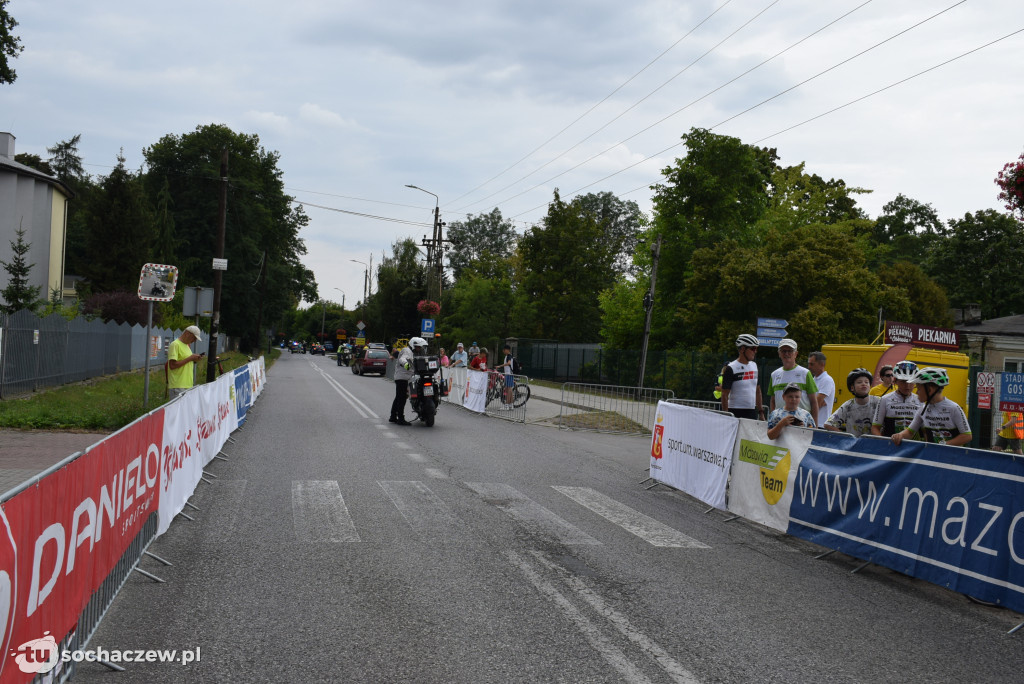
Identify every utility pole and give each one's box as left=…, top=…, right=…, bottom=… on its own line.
left=637, top=234, right=662, bottom=390
left=206, top=148, right=228, bottom=381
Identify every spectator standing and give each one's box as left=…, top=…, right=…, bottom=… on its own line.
left=720, top=334, right=764, bottom=420
left=768, top=339, right=818, bottom=414
left=869, top=365, right=895, bottom=397
left=468, top=341, right=481, bottom=357
left=167, top=325, right=204, bottom=398
left=494, top=343, right=516, bottom=408
left=390, top=342, right=414, bottom=425
left=439, top=347, right=450, bottom=367
left=871, top=361, right=920, bottom=437
left=891, top=368, right=972, bottom=446
left=767, top=383, right=816, bottom=439
left=824, top=369, right=880, bottom=437
left=469, top=347, right=488, bottom=370
left=992, top=411, right=1024, bottom=454
left=807, top=351, right=834, bottom=429
left=450, top=343, right=468, bottom=368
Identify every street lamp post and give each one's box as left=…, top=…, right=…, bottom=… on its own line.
left=333, top=287, right=345, bottom=311
left=350, top=259, right=368, bottom=313
left=405, top=184, right=442, bottom=302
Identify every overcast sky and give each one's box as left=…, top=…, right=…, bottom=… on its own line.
left=2, top=0, right=1022, bottom=309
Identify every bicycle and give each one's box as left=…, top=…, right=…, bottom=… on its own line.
left=485, top=371, right=531, bottom=409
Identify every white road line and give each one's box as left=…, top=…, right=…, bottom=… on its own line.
left=506, top=550, right=655, bottom=684
left=291, top=480, right=360, bottom=542
left=315, top=367, right=380, bottom=420
left=406, top=453, right=426, bottom=462
left=466, top=482, right=600, bottom=546
left=424, top=468, right=448, bottom=479
left=552, top=487, right=709, bottom=549
left=393, top=442, right=412, bottom=450
left=530, top=551, right=700, bottom=684
left=374, top=424, right=389, bottom=430
left=382, top=433, right=399, bottom=439
left=378, top=480, right=461, bottom=534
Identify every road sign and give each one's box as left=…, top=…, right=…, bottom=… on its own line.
left=356, top=321, right=366, bottom=331
left=757, top=317, right=788, bottom=329
left=138, top=263, right=178, bottom=302
left=756, top=327, right=787, bottom=339
left=999, top=372, right=1024, bottom=412
left=977, top=372, right=996, bottom=395
left=759, top=338, right=782, bottom=348
left=421, top=318, right=435, bottom=337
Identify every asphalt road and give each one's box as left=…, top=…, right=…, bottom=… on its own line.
left=75, top=352, right=1024, bottom=683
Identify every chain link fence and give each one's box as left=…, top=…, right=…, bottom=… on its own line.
left=0, top=309, right=225, bottom=398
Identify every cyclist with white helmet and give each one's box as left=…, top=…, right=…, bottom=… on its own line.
left=871, top=360, right=920, bottom=437
left=824, top=368, right=880, bottom=437
left=720, top=333, right=764, bottom=419
left=891, top=367, right=972, bottom=446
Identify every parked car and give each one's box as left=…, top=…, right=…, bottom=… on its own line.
left=323, top=342, right=334, bottom=353
left=353, top=348, right=390, bottom=375
left=310, top=343, right=325, bottom=356
left=289, top=342, right=302, bottom=354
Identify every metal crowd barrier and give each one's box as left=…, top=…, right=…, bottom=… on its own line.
left=558, top=383, right=675, bottom=435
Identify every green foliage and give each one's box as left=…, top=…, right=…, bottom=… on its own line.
left=13, top=152, right=52, bottom=175
left=445, top=273, right=515, bottom=346
left=925, top=209, right=1024, bottom=317
left=0, top=0, right=23, bottom=85
left=599, top=280, right=646, bottom=349
left=762, top=164, right=869, bottom=230
left=516, top=190, right=621, bottom=342
left=0, top=227, right=42, bottom=314
left=364, top=238, right=427, bottom=343
left=877, top=262, right=952, bottom=326
left=869, top=194, right=944, bottom=266
left=446, top=208, right=518, bottom=282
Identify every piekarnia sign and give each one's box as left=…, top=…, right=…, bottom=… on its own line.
left=884, top=320, right=960, bottom=351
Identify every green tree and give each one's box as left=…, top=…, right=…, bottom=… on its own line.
left=877, top=261, right=952, bottom=327
left=445, top=208, right=518, bottom=282
left=870, top=194, right=944, bottom=266
left=516, top=190, right=620, bottom=342
left=142, top=124, right=315, bottom=351
left=46, top=134, right=96, bottom=279
left=762, top=164, right=869, bottom=229
left=0, top=0, right=23, bottom=85
left=365, top=238, right=427, bottom=343
left=445, top=273, right=515, bottom=348
left=574, top=191, right=645, bottom=277
left=925, top=209, right=1024, bottom=318
left=80, top=152, right=157, bottom=292
left=0, top=227, right=42, bottom=313
left=13, top=152, right=52, bottom=175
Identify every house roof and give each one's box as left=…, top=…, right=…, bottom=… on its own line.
left=957, top=314, right=1024, bottom=337
left=0, top=156, right=75, bottom=198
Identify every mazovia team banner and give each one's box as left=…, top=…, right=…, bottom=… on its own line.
left=728, top=419, right=1024, bottom=613
left=650, top=401, right=737, bottom=510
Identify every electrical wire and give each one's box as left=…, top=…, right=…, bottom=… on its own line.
left=295, top=200, right=433, bottom=228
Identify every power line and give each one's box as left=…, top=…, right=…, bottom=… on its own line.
left=446, top=0, right=737, bottom=208
left=454, top=0, right=780, bottom=214
left=295, top=200, right=432, bottom=228
left=511, top=24, right=1023, bottom=219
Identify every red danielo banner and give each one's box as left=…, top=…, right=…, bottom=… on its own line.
left=884, top=321, right=960, bottom=351
left=0, top=410, right=164, bottom=684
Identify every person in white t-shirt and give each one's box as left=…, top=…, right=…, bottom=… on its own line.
left=807, top=350, right=834, bottom=429
left=768, top=338, right=818, bottom=414
left=825, top=368, right=879, bottom=437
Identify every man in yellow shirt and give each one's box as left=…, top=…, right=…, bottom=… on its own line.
left=168, top=325, right=204, bottom=398
left=869, top=365, right=895, bottom=397
left=992, top=411, right=1023, bottom=455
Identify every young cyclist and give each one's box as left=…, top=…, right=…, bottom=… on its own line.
left=824, top=368, right=880, bottom=437
left=871, top=360, right=920, bottom=437
left=890, top=368, right=972, bottom=447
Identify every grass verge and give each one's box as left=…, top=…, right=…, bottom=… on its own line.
left=0, top=349, right=279, bottom=432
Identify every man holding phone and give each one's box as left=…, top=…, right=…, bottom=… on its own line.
left=167, top=325, right=204, bottom=398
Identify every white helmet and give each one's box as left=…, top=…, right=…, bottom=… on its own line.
left=409, top=337, right=428, bottom=349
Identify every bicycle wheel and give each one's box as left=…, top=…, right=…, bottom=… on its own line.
left=512, top=382, right=531, bottom=408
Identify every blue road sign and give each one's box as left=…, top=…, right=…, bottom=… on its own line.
left=757, top=317, right=788, bottom=329
left=759, top=338, right=782, bottom=348
left=1000, top=372, right=1024, bottom=412
left=757, top=327, right=787, bottom=339
left=421, top=318, right=435, bottom=336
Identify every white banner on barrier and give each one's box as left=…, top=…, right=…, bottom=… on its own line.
left=464, top=369, right=488, bottom=413
left=650, top=401, right=737, bottom=509
left=445, top=367, right=467, bottom=406
left=158, top=373, right=238, bottom=535
left=726, top=418, right=812, bottom=532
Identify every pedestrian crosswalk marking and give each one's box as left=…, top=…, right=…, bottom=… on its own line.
left=465, top=482, right=601, bottom=546
left=424, top=468, right=448, bottom=479
left=292, top=480, right=361, bottom=542
left=378, top=480, right=461, bottom=534
left=552, top=486, right=709, bottom=548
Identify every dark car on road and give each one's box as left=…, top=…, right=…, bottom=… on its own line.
left=353, top=348, right=390, bottom=376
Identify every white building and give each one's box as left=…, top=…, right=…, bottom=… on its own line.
left=0, top=131, right=74, bottom=306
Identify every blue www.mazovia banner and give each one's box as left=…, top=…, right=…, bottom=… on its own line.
left=786, top=430, right=1024, bottom=611
left=233, top=365, right=253, bottom=426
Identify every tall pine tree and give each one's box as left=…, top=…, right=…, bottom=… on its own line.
left=0, top=227, right=41, bottom=314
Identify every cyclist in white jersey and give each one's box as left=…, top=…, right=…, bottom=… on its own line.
left=871, top=360, right=920, bottom=437
left=891, top=367, right=971, bottom=447
left=824, top=368, right=879, bottom=437
left=720, top=333, right=764, bottom=420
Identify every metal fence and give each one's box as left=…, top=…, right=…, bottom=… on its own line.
left=558, top=383, right=675, bottom=435
left=0, top=309, right=225, bottom=398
